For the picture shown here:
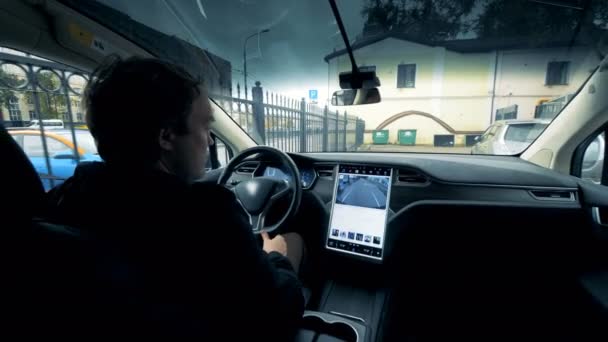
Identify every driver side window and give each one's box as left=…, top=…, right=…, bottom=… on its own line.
left=206, top=136, right=232, bottom=170
left=216, top=138, right=230, bottom=167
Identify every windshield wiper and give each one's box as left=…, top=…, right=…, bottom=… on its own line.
left=328, top=0, right=379, bottom=90
left=327, top=0, right=358, bottom=74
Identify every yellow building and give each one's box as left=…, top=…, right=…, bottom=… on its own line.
left=0, top=46, right=87, bottom=127
left=325, top=34, right=599, bottom=146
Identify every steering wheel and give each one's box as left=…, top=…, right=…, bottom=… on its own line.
left=218, top=146, right=302, bottom=234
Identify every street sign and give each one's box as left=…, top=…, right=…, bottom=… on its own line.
left=309, top=89, right=318, bottom=103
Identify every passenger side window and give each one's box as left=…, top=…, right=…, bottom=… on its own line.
left=11, top=134, right=23, bottom=147
left=23, top=135, right=45, bottom=157
left=23, top=135, right=68, bottom=157
left=579, top=132, right=605, bottom=185
left=1, top=46, right=88, bottom=191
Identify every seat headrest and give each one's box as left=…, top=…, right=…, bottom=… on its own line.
left=0, top=123, right=45, bottom=219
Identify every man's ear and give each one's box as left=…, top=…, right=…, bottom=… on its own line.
left=159, top=127, right=175, bottom=151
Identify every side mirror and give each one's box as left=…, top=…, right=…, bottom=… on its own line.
left=331, top=88, right=381, bottom=106
left=582, top=137, right=601, bottom=170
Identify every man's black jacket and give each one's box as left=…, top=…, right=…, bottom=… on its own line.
left=46, top=162, right=304, bottom=340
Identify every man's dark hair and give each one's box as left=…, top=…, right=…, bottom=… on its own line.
left=84, top=56, right=202, bottom=166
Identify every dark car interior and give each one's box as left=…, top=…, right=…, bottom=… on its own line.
left=205, top=147, right=608, bottom=341
left=3, top=0, right=608, bottom=341
left=5, top=118, right=608, bottom=340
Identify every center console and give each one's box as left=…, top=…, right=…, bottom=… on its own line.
left=296, top=279, right=386, bottom=342
left=298, top=164, right=391, bottom=341
left=297, top=311, right=368, bottom=342
left=326, top=165, right=392, bottom=261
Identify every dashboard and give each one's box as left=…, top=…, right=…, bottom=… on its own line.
left=219, top=151, right=607, bottom=266
left=263, top=166, right=317, bottom=189
left=215, top=151, right=608, bottom=336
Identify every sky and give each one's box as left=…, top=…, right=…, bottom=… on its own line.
left=99, top=0, right=366, bottom=105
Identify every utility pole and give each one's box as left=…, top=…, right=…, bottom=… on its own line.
left=243, top=29, right=269, bottom=100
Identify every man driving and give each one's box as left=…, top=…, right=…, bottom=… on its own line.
left=47, top=56, right=305, bottom=340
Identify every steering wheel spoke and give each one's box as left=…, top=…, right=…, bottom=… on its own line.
left=270, top=180, right=291, bottom=202
left=249, top=212, right=266, bottom=233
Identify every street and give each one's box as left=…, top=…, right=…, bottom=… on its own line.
left=338, top=177, right=388, bottom=209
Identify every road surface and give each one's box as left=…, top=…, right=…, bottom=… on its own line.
left=338, top=178, right=387, bottom=209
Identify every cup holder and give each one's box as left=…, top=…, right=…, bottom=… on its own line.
left=296, top=312, right=362, bottom=342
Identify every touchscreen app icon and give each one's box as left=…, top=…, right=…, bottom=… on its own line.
left=356, top=233, right=363, bottom=241
left=373, top=236, right=381, bottom=245
left=331, top=229, right=339, bottom=237
left=348, top=232, right=355, bottom=240
left=364, top=235, right=371, bottom=243
left=340, top=231, right=347, bottom=238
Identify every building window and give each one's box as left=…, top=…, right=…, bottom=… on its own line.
left=546, top=61, right=569, bottom=85
left=8, top=96, right=22, bottom=121
left=29, top=110, right=37, bottom=120
left=76, top=112, right=84, bottom=122
left=495, top=104, right=518, bottom=121
left=62, top=112, right=70, bottom=122
left=397, top=64, right=416, bottom=88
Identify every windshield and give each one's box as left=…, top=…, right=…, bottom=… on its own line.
left=62, top=0, right=608, bottom=155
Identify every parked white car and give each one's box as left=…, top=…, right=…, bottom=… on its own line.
left=473, top=120, right=604, bottom=184
left=28, top=119, right=64, bottom=129
left=471, top=120, right=550, bottom=155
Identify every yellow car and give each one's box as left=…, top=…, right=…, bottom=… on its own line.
left=9, top=129, right=100, bottom=190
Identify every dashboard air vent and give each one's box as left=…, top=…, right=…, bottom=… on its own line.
left=235, top=162, right=258, bottom=174
left=315, top=165, right=335, bottom=178
left=529, top=190, right=575, bottom=201
left=396, top=169, right=428, bottom=184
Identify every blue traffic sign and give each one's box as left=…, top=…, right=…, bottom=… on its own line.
left=309, top=89, right=318, bottom=101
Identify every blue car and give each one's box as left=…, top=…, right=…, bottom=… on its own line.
left=9, top=129, right=102, bottom=191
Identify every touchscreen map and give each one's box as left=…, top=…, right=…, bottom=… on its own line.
left=336, top=174, right=388, bottom=209
left=327, top=165, right=392, bottom=260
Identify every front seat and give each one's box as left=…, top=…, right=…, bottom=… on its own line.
left=0, top=123, right=45, bottom=223
left=0, top=123, right=212, bottom=338
left=0, top=123, right=102, bottom=337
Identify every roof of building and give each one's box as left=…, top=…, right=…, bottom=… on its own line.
left=324, top=31, right=597, bottom=62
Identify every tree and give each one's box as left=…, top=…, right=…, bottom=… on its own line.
left=360, top=0, right=477, bottom=41
left=360, top=0, right=608, bottom=43
left=24, top=71, right=66, bottom=120
left=474, top=0, right=608, bottom=41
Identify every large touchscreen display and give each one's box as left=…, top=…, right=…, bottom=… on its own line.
left=326, top=165, right=392, bottom=260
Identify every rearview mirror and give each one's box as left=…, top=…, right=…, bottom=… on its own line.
left=331, top=88, right=381, bottom=106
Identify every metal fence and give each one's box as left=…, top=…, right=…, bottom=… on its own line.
left=1, top=52, right=366, bottom=191
left=0, top=52, right=90, bottom=189
left=212, top=82, right=365, bottom=153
